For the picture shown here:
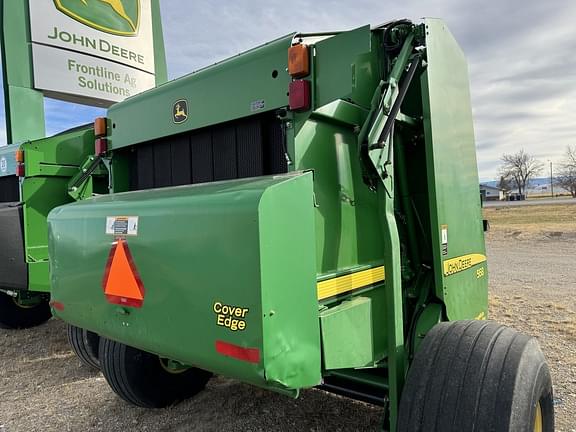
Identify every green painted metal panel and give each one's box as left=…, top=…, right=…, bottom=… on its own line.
left=320, top=296, right=373, bottom=369
left=20, top=128, right=94, bottom=274
left=20, top=127, right=95, bottom=176
left=28, top=261, right=49, bottom=292
left=259, top=174, right=320, bottom=388
left=421, top=19, right=488, bottom=320
left=0, top=0, right=46, bottom=142
left=22, top=177, right=72, bottom=263
left=313, top=26, right=372, bottom=108
left=107, top=34, right=295, bottom=150
left=49, top=172, right=321, bottom=391
left=294, top=113, right=383, bottom=278
left=151, top=0, right=167, bottom=85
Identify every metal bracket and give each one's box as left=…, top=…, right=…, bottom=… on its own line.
left=68, top=155, right=107, bottom=200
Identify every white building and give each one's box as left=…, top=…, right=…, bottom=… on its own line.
left=480, top=184, right=505, bottom=201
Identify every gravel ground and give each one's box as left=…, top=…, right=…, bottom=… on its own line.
left=0, top=321, right=383, bottom=431
left=486, top=226, right=576, bottom=432
left=1, top=216, right=574, bottom=431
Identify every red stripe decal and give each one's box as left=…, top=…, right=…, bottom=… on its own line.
left=215, top=340, right=260, bottom=364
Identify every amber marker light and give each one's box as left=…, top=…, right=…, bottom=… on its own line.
left=94, top=117, right=108, bottom=138
left=288, top=44, right=310, bottom=78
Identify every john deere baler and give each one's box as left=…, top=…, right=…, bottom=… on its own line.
left=47, top=19, right=554, bottom=431
left=0, top=127, right=96, bottom=329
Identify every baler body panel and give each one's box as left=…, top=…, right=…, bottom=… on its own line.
left=421, top=19, right=488, bottom=320
left=295, top=110, right=384, bottom=279
left=49, top=172, right=321, bottom=391
left=0, top=128, right=94, bottom=292
left=107, top=34, right=295, bottom=151
left=21, top=128, right=95, bottom=292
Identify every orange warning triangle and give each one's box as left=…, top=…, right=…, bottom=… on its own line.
left=102, top=239, right=145, bottom=308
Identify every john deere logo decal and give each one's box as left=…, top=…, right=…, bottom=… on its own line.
left=54, top=0, right=140, bottom=36
left=173, top=100, right=188, bottom=124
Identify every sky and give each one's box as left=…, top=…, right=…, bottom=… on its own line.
left=1, top=0, right=575, bottom=181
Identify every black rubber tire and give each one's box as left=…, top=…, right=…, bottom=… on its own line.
left=398, top=320, right=554, bottom=432
left=0, top=291, right=52, bottom=329
left=99, top=337, right=212, bottom=408
left=67, top=324, right=100, bottom=369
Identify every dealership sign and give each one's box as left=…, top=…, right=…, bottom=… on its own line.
left=28, top=0, right=158, bottom=106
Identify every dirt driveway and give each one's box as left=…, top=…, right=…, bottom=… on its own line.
left=0, top=203, right=574, bottom=431
left=484, top=203, right=576, bottom=432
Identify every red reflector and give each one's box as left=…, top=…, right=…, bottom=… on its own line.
left=95, top=138, right=108, bottom=155
left=49, top=301, right=65, bottom=311
left=16, top=163, right=25, bottom=177
left=289, top=80, right=311, bottom=112
left=215, top=340, right=260, bottom=364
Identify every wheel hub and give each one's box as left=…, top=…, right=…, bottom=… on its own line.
left=533, top=401, right=542, bottom=432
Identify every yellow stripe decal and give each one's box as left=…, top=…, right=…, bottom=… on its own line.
left=317, top=266, right=385, bottom=300
left=443, top=253, right=487, bottom=277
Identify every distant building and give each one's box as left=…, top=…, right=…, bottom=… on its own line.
left=480, top=184, right=505, bottom=201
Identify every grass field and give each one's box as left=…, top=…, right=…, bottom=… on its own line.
left=484, top=203, right=576, bottom=235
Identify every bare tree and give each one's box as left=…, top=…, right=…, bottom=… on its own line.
left=499, top=149, right=543, bottom=195
left=555, top=145, right=576, bottom=198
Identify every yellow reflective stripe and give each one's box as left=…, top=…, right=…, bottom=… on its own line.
left=443, top=253, right=486, bottom=277
left=317, top=266, right=385, bottom=300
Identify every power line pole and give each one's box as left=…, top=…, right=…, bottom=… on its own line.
left=550, top=161, right=554, bottom=198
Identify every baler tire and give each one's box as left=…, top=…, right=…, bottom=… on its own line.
left=99, top=337, right=212, bottom=408
left=398, top=320, right=554, bottom=432
left=0, top=292, right=51, bottom=329
left=67, top=324, right=100, bottom=369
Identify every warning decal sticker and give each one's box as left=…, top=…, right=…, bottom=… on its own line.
left=106, top=216, right=138, bottom=236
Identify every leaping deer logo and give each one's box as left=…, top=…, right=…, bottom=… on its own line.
left=79, top=0, right=136, bottom=32
left=173, top=100, right=189, bottom=124
left=54, top=0, right=140, bottom=36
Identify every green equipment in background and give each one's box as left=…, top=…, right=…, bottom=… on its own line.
left=0, top=127, right=96, bottom=328
left=47, top=19, right=554, bottom=431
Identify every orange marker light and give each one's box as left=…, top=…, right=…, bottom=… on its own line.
left=288, top=44, right=309, bottom=78
left=102, top=239, right=145, bottom=308
left=94, top=117, right=108, bottom=138
left=15, top=150, right=24, bottom=163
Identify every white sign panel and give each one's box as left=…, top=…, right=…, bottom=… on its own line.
left=33, top=45, right=156, bottom=104
left=28, top=0, right=156, bottom=106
